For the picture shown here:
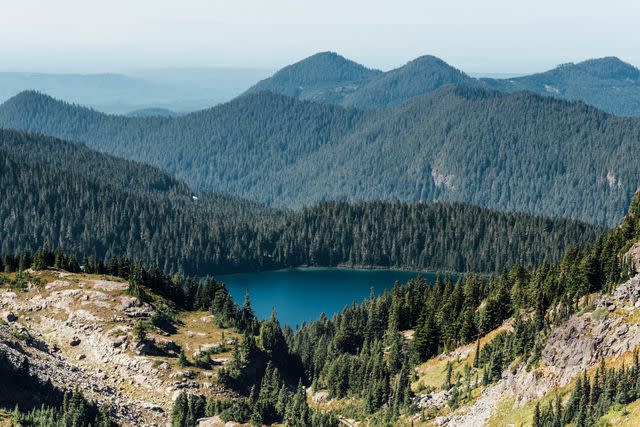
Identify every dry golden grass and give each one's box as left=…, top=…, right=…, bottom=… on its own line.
left=168, top=311, right=239, bottom=357
left=413, top=321, right=513, bottom=392
left=599, top=400, right=640, bottom=426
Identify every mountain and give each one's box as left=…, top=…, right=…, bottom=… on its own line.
left=0, top=90, right=369, bottom=200
left=244, top=51, right=382, bottom=103
left=484, top=57, right=640, bottom=116
left=245, top=52, right=475, bottom=108
left=341, top=55, right=476, bottom=109
left=0, top=129, right=190, bottom=195
left=126, top=107, right=180, bottom=118
left=1, top=184, right=637, bottom=426
left=3, top=88, right=640, bottom=225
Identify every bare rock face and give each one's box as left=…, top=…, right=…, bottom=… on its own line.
left=197, top=416, right=226, bottom=426
left=417, top=389, right=450, bottom=409
left=311, top=390, right=330, bottom=404
left=0, top=322, right=164, bottom=426
left=542, top=275, right=640, bottom=386
left=0, top=272, right=189, bottom=426
left=625, top=241, right=640, bottom=275
left=119, top=296, right=154, bottom=318
left=193, top=342, right=221, bottom=358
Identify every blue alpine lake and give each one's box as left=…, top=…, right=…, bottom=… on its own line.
left=218, top=268, right=443, bottom=327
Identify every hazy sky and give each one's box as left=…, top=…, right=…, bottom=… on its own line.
left=2, top=0, right=639, bottom=74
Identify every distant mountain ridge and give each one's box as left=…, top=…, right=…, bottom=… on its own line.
left=483, top=56, right=640, bottom=116
left=3, top=87, right=640, bottom=226
left=246, top=52, right=640, bottom=115
left=0, top=68, right=273, bottom=114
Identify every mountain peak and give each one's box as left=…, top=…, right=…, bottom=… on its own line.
left=574, top=56, right=640, bottom=80
left=341, top=54, right=476, bottom=109
left=251, top=51, right=380, bottom=87
left=405, top=54, right=452, bottom=67
left=1, top=90, right=96, bottom=115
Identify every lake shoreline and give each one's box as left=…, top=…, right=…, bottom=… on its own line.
left=217, top=263, right=466, bottom=279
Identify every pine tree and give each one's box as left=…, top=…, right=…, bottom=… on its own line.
left=444, top=361, right=453, bottom=390
left=178, top=349, right=189, bottom=368
left=532, top=401, right=541, bottom=427
left=171, top=392, right=189, bottom=427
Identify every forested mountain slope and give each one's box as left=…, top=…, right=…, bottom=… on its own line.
left=0, top=129, right=190, bottom=195
left=3, top=87, right=640, bottom=225
left=0, top=129, right=600, bottom=275
left=0, top=90, right=368, bottom=198
left=340, top=55, right=476, bottom=109
left=306, top=85, right=640, bottom=226
left=483, top=56, right=640, bottom=116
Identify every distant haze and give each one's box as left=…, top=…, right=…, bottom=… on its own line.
left=1, top=0, right=639, bottom=74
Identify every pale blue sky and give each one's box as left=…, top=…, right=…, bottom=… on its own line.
left=1, top=0, right=639, bottom=73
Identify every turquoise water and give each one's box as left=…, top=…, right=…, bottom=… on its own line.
left=218, top=268, right=441, bottom=327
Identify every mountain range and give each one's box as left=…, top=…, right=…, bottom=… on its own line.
left=246, top=51, right=640, bottom=116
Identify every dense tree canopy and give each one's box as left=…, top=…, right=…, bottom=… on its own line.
left=0, top=130, right=601, bottom=276
left=2, top=87, right=640, bottom=225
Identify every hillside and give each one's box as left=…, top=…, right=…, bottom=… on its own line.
left=0, top=129, right=190, bottom=196
left=0, top=256, right=248, bottom=426
left=403, top=194, right=640, bottom=426
left=0, top=90, right=368, bottom=198
left=0, top=129, right=598, bottom=276
left=3, top=87, right=640, bottom=225
left=484, top=57, right=640, bottom=116
left=244, top=51, right=382, bottom=103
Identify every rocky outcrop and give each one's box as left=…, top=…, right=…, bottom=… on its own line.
left=0, top=271, right=230, bottom=426
left=437, top=274, right=640, bottom=426
left=0, top=322, right=163, bottom=426
left=625, top=241, right=640, bottom=274
left=542, top=275, right=640, bottom=385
